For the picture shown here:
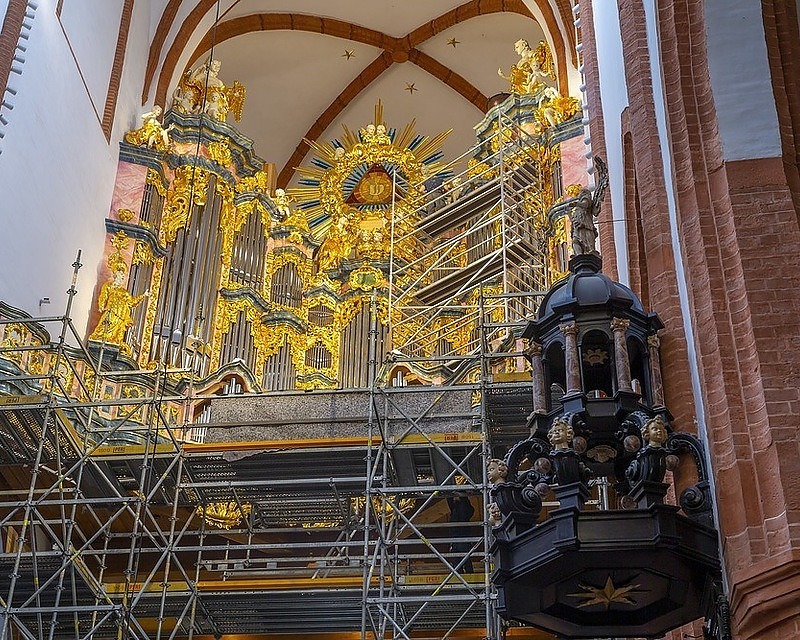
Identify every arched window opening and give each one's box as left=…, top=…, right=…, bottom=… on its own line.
left=544, top=342, right=566, bottom=410
left=627, top=336, right=649, bottom=403
left=580, top=330, right=614, bottom=397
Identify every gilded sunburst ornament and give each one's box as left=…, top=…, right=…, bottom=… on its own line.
left=286, top=101, right=451, bottom=270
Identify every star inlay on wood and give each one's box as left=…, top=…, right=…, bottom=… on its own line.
left=568, top=576, right=646, bottom=610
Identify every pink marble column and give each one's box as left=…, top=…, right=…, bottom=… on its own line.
left=611, top=317, right=632, bottom=392
left=647, top=334, right=665, bottom=407
left=560, top=322, right=581, bottom=394
left=527, top=341, right=546, bottom=413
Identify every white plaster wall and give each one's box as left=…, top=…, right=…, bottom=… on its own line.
left=590, top=0, right=629, bottom=285
left=705, top=0, right=781, bottom=161
left=0, top=0, right=155, bottom=336
left=0, top=0, right=9, bottom=25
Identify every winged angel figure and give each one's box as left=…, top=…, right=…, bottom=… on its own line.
left=569, top=157, right=609, bottom=255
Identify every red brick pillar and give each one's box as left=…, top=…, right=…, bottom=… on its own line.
left=653, top=0, right=800, bottom=637
left=577, top=0, right=617, bottom=279
left=0, top=0, right=27, bottom=100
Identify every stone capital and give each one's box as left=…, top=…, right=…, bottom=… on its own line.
left=559, top=321, right=578, bottom=337
left=611, top=317, right=631, bottom=332
left=526, top=341, right=543, bottom=357
left=647, top=334, right=661, bottom=349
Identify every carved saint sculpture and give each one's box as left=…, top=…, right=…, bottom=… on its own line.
left=171, top=58, right=245, bottom=122
left=498, top=39, right=548, bottom=94
left=89, top=269, right=148, bottom=355
left=569, top=157, right=609, bottom=256
left=570, top=188, right=597, bottom=255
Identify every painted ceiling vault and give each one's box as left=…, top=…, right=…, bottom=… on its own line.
left=144, top=0, right=580, bottom=188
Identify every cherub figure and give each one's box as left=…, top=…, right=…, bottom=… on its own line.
left=273, top=188, right=293, bottom=219
left=125, top=105, right=173, bottom=151
left=548, top=415, right=574, bottom=450
left=641, top=415, right=668, bottom=448
left=487, top=458, right=509, bottom=485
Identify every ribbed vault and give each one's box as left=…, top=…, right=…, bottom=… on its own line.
left=143, top=0, right=578, bottom=186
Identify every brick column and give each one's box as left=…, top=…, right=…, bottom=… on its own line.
left=577, top=0, right=617, bottom=279
left=0, top=0, right=27, bottom=100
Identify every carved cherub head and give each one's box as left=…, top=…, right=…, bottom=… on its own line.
left=487, top=458, right=508, bottom=484
left=641, top=415, right=668, bottom=448
left=488, top=502, right=502, bottom=526
left=548, top=416, right=574, bottom=450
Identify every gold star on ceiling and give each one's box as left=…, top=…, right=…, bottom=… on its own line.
left=342, top=49, right=355, bottom=60
left=447, top=37, right=460, bottom=48
left=404, top=82, right=418, bottom=95
left=567, top=576, right=646, bottom=610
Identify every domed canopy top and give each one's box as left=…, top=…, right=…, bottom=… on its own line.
left=524, top=254, right=654, bottom=340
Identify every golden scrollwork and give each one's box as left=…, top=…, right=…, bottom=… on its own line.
left=132, top=241, right=156, bottom=266
left=236, top=169, right=271, bottom=194
left=207, top=140, right=232, bottom=166
left=146, top=169, right=168, bottom=197
left=161, top=166, right=209, bottom=244
left=197, top=501, right=252, bottom=529
left=139, top=256, right=164, bottom=367
left=117, top=208, right=135, bottom=223
left=110, top=230, right=130, bottom=252
left=349, top=264, right=385, bottom=291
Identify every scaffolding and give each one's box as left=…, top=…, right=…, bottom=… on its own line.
left=0, top=109, right=555, bottom=639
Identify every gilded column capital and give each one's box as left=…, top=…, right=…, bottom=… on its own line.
left=611, top=317, right=631, bottom=332
left=559, top=321, right=578, bottom=337
left=647, top=334, right=661, bottom=349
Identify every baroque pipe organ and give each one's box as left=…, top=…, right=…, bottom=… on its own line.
left=88, top=56, right=585, bottom=396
